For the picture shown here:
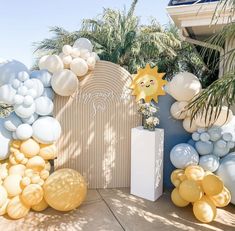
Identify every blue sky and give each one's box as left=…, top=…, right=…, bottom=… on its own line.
left=0, top=0, right=170, bottom=67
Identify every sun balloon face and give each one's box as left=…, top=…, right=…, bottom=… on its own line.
left=131, top=64, right=167, bottom=103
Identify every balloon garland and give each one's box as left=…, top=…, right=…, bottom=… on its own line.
left=167, top=72, right=235, bottom=223
left=0, top=38, right=99, bottom=219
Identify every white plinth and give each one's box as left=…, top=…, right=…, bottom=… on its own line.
left=131, top=126, right=164, bottom=201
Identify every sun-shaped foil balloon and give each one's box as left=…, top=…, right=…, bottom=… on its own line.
left=131, top=64, right=167, bottom=103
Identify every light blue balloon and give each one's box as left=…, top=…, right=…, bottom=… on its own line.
left=199, top=154, right=220, bottom=172
left=197, top=128, right=206, bottom=133
left=208, top=127, right=222, bottom=141
left=170, top=143, right=199, bottom=169
left=216, top=153, right=235, bottom=204
left=227, top=141, right=235, bottom=149
left=42, top=87, right=55, bottom=100
left=220, top=116, right=235, bottom=142
left=222, top=133, right=233, bottom=142
left=21, top=113, right=38, bottom=125
left=4, top=112, right=22, bottom=132
left=213, top=143, right=230, bottom=157
left=195, top=140, right=213, bottom=155
left=31, top=70, right=52, bottom=87
left=187, top=139, right=196, bottom=148
left=200, top=132, right=210, bottom=142
left=216, top=139, right=227, bottom=149
left=192, top=132, right=200, bottom=141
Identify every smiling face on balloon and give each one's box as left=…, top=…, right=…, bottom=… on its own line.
left=131, top=64, right=167, bottom=103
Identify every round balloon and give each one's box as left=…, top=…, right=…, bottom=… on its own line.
left=4, top=112, right=22, bottom=132
left=199, top=154, right=220, bottom=172
left=170, top=101, right=188, bottom=120
left=0, top=84, right=16, bottom=104
left=21, top=184, right=44, bottom=206
left=0, top=119, right=12, bottom=160
left=14, top=102, right=36, bottom=119
left=20, top=138, right=40, bottom=158
left=209, top=186, right=231, bottom=207
left=184, top=165, right=204, bottom=181
left=43, top=168, right=87, bottom=211
left=31, top=198, right=48, bottom=212
left=30, top=78, right=44, bottom=98
left=3, top=175, right=22, bottom=197
left=171, top=188, right=189, bottom=207
left=73, top=38, right=93, bottom=52
left=195, top=141, right=213, bottom=155
left=30, top=70, right=52, bottom=87
left=35, top=96, right=54, bottom=116
left=42, top=55, right=64, bottom=74
left=15, top=123, right=33, bottom=140
left=170, top=143, right=199, bottom=169
left=202, top=174, right=224, bottom=196
left=70, top=58, right=88, bottom=77
left=183, top=117, right=198, bottom=133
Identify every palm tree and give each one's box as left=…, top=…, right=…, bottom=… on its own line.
left=188, top=0, right=235, bottom=124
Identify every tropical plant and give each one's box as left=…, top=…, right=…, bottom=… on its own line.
left=188, top=0, right=235, bottom=124
left=0, top=104, right=13, bottom=118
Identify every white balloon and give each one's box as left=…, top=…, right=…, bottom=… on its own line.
left=23, top=95, right=34, bottom=106
left=73, top=38, right=93, bottom=52
left=71, top=48, right=81, bottom=58
left=51, top=69, right=79, bottom=96
left=0, top=84, right=16, bottom=104
left=17, top=86, right=28, bottom=96
left=30, top=79, right=44, bottom=98
left=23, top=79, right=34, bottom=89
left=17, top=71, right=29, bottom=82
left=35, top=96, right=54, bottom=116
left=30, top=70, right=52, bottom=87
left=170, top=143, right=199, bottom=169
left=183, top=117, right=198, bottom=133
left=32, top=116, right=61, bottom=144
left=199, top=154, right=220, bottom=172
left=86, top=56, right=96, bottom=70
left=79, top=49, right=91, bottom=60
left=166, top=72, right=202, bottom=102
left=13, top=94, right=24, bottom=105
left=11, top=79, right=22, bottom=89
left=0, top=60, right=28, bottom=87
left=4, top=112, right=22, bottom=132
left=16, top=124, right=33, bottom=140
left=14, top=102, right=36, bottom=119
left=38, top=55, right=49, bottom=70
left=27, top=89, right=37, bottom=99
left=195, top=141, right=213, bottom=155
left=62, top=45, right=73, bottom=55
left=70, top=58, right=88, bottom=77
left=0, top=119, right=12, bottom=160
left=41, top=55, right=64, bottom=74
left=42, top=87, right=55, bottom=100
left=21, top=113, right=38, bottom=125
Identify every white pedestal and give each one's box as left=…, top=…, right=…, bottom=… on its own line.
left=131, top=126, right=164, bottom=201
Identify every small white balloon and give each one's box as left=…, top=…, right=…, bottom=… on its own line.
left=41, top=55, right=64, bottom=74
left=21, top=113, right=38, bottom=125
left=71, top=48, right=81, bottom=58
left=17, top=71, right=29, bottom=82
left=14, top=102, right=36, bottom=119
left=86, top=56, right=96, bottom=70
left=13, top=94, right=24, bottom=105
left=17, top=86, right=28, bottom=96
left=35, top=96, right=54, bottom=116
left=192, top=132, right=200, bottom=141
left=79, top=49, right=91, bottom=60
left=30, top=79, right=44, bottom=98
left=27, top=89, right=37, bottom=99
left=0, top=84, right=16, bottom=104
left=62, top=45, right=73, bottom=55
left=23, top=95, right=34, bottom=106
left=4, top=112, right=22, bottom=132
left=73, top=38, right=93, bottom=52
left=183, top=117, right=198, bottom=133
left=16, top=124, right=33, bottom=140
left=11, top=79, right=22, bottom=89
left=23, top=79, right=34, bottom=89
left=38, top=55, right=49, bottom=70
left=70, top=58, right=88, bottom=77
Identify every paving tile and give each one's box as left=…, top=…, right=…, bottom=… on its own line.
left=99, top=188, right=235, bottom=231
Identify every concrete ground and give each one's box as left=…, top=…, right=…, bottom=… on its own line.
left=0, top=188, right=234, bottom=231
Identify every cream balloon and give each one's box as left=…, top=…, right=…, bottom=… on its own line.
left=3, top=175, right=22, bottom=197
left=170, top=101, right=189, bottom=120
left=26, top=156, right=45, bottom=171
left=39, top=143, right=57, bottom=160
left=20, top=138, right=40, bottom=158
left=0, top=186, right=8, bottom=207
left=38, top=55, right=49, bottom=70
left=31, top=198, right=48, bottom=212
left=62, top=45, right=73, bottom=55
left=42, top=55, right=64, bottom=74
left=51, top=69, right=79, bottom=96
left=21, top=184, right=44, bottom=206
left=183, top=117, right=198, bottom=133
left=8, top=164, right=26, bottom=176
left=70, top=58, right=88, bottom=77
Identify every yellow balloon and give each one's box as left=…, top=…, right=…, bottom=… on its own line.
left=43, top=168, right=87, bottom=211
left=185, top=165, right=204, bottom=181
left=11, top=140, right=22, bottom=149
left=21, top=184, right=43, bottom=206
left=3, top=175, right=22, bottom=197
left=26, top=156, right=45, bottom=171
left=40, top=169, right=49, bottom=180
left=209, top=186, right=231, bottom=207
left=9, top=164, right=26, bottom=176
left=0, top=163, right=9, bottom=180
left=31, top=198, right=48, bottom=212
left=21, top=177, right=31, bottom=187
left=0, top=185, right=8, bottom=207
left=202, top=174, right=223, bottom=196
left=171, top=188, right=190, bottom=207
left=7, top=196, right=30, bottom=219
left=9, top=154, right=19, bottom=165
left=170, top=169, right=186, bottom=188
left=179, top=180, right=203, bottom=202
left=20, top=138, right=40, bottom=158
left=193, top=196, right=217, bottom=223
left=0, top=199, right=9, bottom=216
left=39, top=144, right=57, bottom=160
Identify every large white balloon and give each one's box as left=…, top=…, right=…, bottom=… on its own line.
left=73, top=38, right=93, bottom=52
left=170, top=101, right=188, bottom=120
left=14, top=102, right=36, bottom=119
left=216, top=153, right=235, bottom=204
left=170, top=143, right=199, bottom=169
left=199, top=154, right=220, bottom=172
left=32, top=116, right=61, bottom=144
left=0, top=119, right=12, bottom=160
left=35, top=96, right=54, bottom=116
left=31, top=70, right=52, bottom=87
left=16, top=124, right=33, bottom=140
left=41, top=55, right=63, bottom=74
left=0, top=84, right=16, bottom=104
left=0, top=60, right=28, bottom=87
left=70, top=58, right=88, bottom=77
left=51, top=69, right=79, bottom=96
left=4, top=112, right=22, bottom=132
left=166, top=72, right=202, bottom=102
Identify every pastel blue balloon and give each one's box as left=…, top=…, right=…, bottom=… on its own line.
left=197, top=128, right=206, bottom=133
left=216, top=153, right=235, bottom=204
left=187, top=139, right=196, bottom=148
left=31, top=70, right=52, bottom=87
left=208, top=127, right=222, bottom=141
left=21, top=113, right=38, bottom=125
left=213, top=144, right=230, bottom=157
left=200, top=132, right=210, bottom=142
left=17, top=71, right=29, bottom=82
left=192, top=132, right=200, bottom=141
left=4, top=112, right=22, bottom=132
left=216, top=139, right=227, bottom=149
left=42, top=87, right=55, bottom=100
left=170, top=143, right=199, bottom=169
left=199, top=154, right=220, bottom=172
left=0, top=119, right=12, bottom=160
left=220, top=116, right=235, bottom=142
left=222, top=133, right=233, bottom=142
left=195, top=141, right=213, bottom=155
left=227, top=141, right=235, bottom=149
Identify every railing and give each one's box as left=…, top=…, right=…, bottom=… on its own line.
left=168, top=0, right=219, bottom=6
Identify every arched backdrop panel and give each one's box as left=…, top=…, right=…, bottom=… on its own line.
left=54, top=61, right=141, bottom=188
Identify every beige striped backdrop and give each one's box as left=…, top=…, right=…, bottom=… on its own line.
left=54, top=61, right=141, bottom=188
